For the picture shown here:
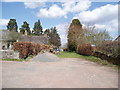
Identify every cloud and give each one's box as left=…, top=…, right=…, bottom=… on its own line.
left=36, top=4, right=67, bottom=18
left=56, top=23, right=69, bottom=45
left=62, top=0, right=91, bottom=13
left=36, top=0, right=91, bottom=18
left=2, top=0, right=27, bottom=2
left=2, top=0, right=91, bottom=2
left=2, top=0, right=91, bottom=18
left=74, top=4, right=118, bottom=38
left=24, top=2, right=45, bottom=9
left=76, top=4, right=118, bottom=24
left=0, top=19, right=9, bottom=26
left=2, top=0, right=48, bottom=2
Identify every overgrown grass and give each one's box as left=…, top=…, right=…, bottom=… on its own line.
left=57, top=51, right=118, bottom=69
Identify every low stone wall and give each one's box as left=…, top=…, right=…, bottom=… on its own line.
left=0, top=50, right=19, bottom=59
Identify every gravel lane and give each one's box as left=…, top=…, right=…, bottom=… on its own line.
left=1, top=53, right=118, bottom=88
left=30, top=52, right=60, bottom=62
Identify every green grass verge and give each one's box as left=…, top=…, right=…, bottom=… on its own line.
left=2, top=59, right=23, bottom=62
left=1, top=55, right=34, bottom=62
left=57, top=51, right=118, bottom=69
left=25, top=55, right=34, bottom=61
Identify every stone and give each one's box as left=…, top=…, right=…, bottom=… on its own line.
left=1, top=50, right=19, bottom=59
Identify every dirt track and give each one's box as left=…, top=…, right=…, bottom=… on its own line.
left=1, top=53, right=118, bottom=88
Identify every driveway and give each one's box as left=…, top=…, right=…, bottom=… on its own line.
left=1, top=53, right=118, bottom=88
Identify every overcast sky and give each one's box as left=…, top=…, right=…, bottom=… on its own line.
left=0, top=0, right=119, bottom=45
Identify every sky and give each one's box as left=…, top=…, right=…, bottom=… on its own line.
left=0, top=0, right=119, bottom=46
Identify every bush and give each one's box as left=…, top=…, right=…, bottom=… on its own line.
left=77, top=44, right=93, bottom=56
left=63, top=48, right=68, bottom=51
left=94, top=41, right=120, bottom=65
left=93, top=51, right=120, bottom=65
left=68, top=44, right=76, bottom=51
left=96, top=41, right=120, bottom=57
left=13, top=42, right=51, bottom=59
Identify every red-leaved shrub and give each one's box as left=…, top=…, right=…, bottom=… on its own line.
left=77, top=44, right=93, bottom=56
left=13, top=42, right=52, bottom=59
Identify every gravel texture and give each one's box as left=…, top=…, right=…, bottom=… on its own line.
left=1, top=52, right=118, bottom=88
left=30, top=52, right=60, bottom=62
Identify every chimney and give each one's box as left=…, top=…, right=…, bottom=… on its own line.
left=24, top=31, right=28, bottom=36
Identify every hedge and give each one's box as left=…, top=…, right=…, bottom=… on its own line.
left=77, top=44, right=93, bottom=56
left=93, top=41, right=120, bottom=65
left=13, top=42, right=52, bottom=59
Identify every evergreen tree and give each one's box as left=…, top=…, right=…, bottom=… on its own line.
left=20, top=21, right=31, bottom=35
left=44, top=29, right=50, bottom=35
left=68, top=19, right=83, bottom=51
left=20, top=28, right=25, bottom=34
left=32, top=19, right=43, bottom=35
left=48, top=27, right=61, bottom=47
left=7, top=19, right=18, bottom=32
left=43, top=27, right=61, bottom=47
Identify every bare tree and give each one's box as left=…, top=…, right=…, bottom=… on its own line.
left=76, top=25, right=112, bottom=46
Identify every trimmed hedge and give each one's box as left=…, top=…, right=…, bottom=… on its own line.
left=13, top=42, right=52, bottom=59
left=77, top=44, right=93, bottom=56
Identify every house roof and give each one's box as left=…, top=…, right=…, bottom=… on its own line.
left=0, top=30, right=16, bottom=41
left=0, top=30, right=49, bottom=44
left=18, top=35, right=49, bottom=44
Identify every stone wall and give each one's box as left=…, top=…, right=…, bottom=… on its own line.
left=1, top=50, right=19, bottom=59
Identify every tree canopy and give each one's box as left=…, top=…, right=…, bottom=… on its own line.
left=7, top=19, right=18, bottom=32
left=68, top=19, right=112, bottom=52
left=77, top=26, right=112, bottom=46
left=32, top=20, right=43, bottom=35
left=44, top=27, right=61, bottom=47
left=72, top=19, right=82, bottom=26
left=68, top=19, right=83, bottom=51
left=20, top=21, right=31, bottom=35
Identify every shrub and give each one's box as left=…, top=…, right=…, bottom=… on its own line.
left=96, top=41, right=120, bottom=57
left=68, top=44, right=76, bottom=52
left=77, top=44, right=93, bottom=56
left=92, top=51, right=120, bottom=65
left=93, top=41, right=120, bottom=65
left=13, top=42, right=51, bottom=59
left=63, top=48, right=68, bottom=51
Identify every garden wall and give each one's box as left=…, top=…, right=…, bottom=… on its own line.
left=1, top=50, right=19, bottom=59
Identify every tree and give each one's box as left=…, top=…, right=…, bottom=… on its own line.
left=32, top=19, right=43, bottom=35
left=67, top=19, right=83, bottom=51
left=20, top=28, right=25, bottom=34
left=49, top=27, right=61, bottom=47
left=20, top=21, right=31, bottom=35
left=72, top=19, right=82, bottom=26
left=7, top=19, right=18, bottom=32
left=44, top=29, right=50, bottom=35
left=76, top=26, right=112, bottom=46
left=44, top=27, right=61, bottom=47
